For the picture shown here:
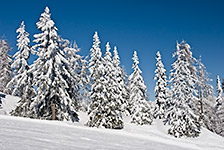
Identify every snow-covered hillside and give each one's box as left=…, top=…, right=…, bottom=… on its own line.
left=0, top=95, right=224, bottom=150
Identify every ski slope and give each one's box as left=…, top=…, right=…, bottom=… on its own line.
left=0, top=95, right=224, bottom=150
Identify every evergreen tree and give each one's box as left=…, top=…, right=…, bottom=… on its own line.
left=215, top=106, right=224, bottom=137
left=5, top=21, right=31, bottom=96
left=102, top=42, right=123, bottom=129
left=166, top=41, right=200, bottom=138
left=215, top=75, right=223, bottom=108
left=86, top=33, right=123, bottom=129
left=214, top=75, right=224, bottom=136
left=128, top=51, right=153, bottom=125
left=196, top=56, right=216, bottom=132
left=30, top=7, right=78, bottom=121
left=0, top=38, right=12, bottom=93
left=112, top=46, right=129, bottom=115
left=153, top=51, right=169, bottom=119
left=86, top=32, right=107, bottom=127
left=197, top=56, right=214, bottom=100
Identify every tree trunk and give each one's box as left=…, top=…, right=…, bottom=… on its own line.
left=51, top=101, right=56, bottom=120
left=199, top=88, right=203, bottom=121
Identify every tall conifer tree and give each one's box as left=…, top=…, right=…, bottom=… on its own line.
left=0, top=38, right=12, bottom=93
left=166, top=41, right=200, bottom=137
left=153, top=51, right=169, bottom=119
left=196, top=56, right=216, bottom=132
left=87, top=33, right=123, bottom=129
left=103, top=42, right=123, bottom=129
left=86, top=32, right=107, bottom=127
left=5, top=21, right=31, bottom=96
left=30, top=7, right=78, bottom=121
left=128, top=51, right=153, bottom=125
left=215, top=75, right=224, bottom=136
left=112, top=46, right=129, bottom=115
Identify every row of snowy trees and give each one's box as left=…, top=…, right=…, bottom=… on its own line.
left=153, top=42, right=224, bottom=137
left=3, top=7, right=84, bottom=121
left=86, top=32, right=152, bottom=129
left=0, top=7, right=223, bottom=138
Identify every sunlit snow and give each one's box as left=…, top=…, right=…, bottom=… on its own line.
left=0, top=95, right=223, bottom=150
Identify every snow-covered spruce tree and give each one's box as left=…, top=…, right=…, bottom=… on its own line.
left=86, top=32, right=106, bottom=127
left=196, top=57, right=214, bottom=100
left=153, top=51, right=169, bottom=119
left=112, top=46, right=129, bottom=116
left=102, top=42, right=123, bottom=129
left=30, top=7, right=78, bottom=121
left=166, top=41, right=201, bottom=138
left=10, top=21, right=37, bottom=117
left=5, top=21, right=31, bottom=96
left=215, top=109, right=224, bottom=137
left=196, top=56, right=216, bottom=131
left=0, top=38, right=12, bottom=93
left=86, top=33, right=123, bottom=129
left=215, top=75, right=223, bottom=108
left=128, top=51, right=153, bottom=125
left=214, top=75, right=224, bottom=136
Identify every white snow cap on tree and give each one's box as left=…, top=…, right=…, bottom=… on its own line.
left=153, top=51, right=169, bottom=119
left=112, top=46, right=119, bottom=66
left=166, top=41, right=201, bottom=138
left=105, top=42, right=112, bottom=61
left=104, top=42, right=113, bottom=76
left=16, top=21, right=30, bottom=61
left=128, top=51, right=153, bottom=125
left=88, top=31, right=102, bottom=76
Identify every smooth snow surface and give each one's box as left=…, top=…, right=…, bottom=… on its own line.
left=0, top=95, right=224, bottom=150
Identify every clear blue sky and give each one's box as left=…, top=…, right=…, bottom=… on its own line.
left=0, top=0, right=224, bottom=100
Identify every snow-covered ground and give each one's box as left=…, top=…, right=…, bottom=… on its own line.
left=0, top=94, right=224, bottom=150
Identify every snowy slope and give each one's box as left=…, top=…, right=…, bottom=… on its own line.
left=0, top=95, right=224, bottom=150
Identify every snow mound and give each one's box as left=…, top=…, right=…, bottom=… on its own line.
left=0, top=93, right=20, bottom=115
